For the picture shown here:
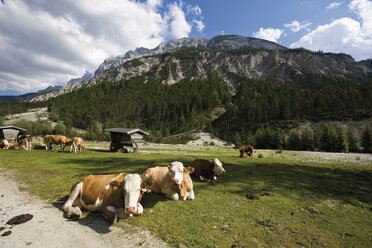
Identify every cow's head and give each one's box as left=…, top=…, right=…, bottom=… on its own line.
left=122, top=174, right=152, bottom=217
left=168, top=161, right=194, bottom=188
left=123, top=174, right=142, bottom=216
left=212, top=158, right=226, bottom=175
left=66, top=138, right=73, bottom=146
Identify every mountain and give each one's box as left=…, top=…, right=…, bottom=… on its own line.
left=29, top=35, right=289, bottom=101
left=28, top=35, right=372, bottom=102
left=0, top=85, right=62, bottom=102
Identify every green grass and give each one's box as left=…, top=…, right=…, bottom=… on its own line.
left=0, top=146, right=371, bottom=247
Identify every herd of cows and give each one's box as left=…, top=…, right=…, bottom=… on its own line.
left=1, top=133, right=255, bottom=223
left=61, top=159, right=227, bottom=223
left=0, top=134, right=84, bottom=153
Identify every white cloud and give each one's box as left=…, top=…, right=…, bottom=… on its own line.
left=326, top=2, right=343, bottom=10
left=284, top=20, right=311, bottom=32
left=193, top=20, right=205, bottom=32
left=0, top=0, right=204, bottom=94
left=290, top=0, right=372, bottom=60
left=253, top=28, right=283, bottom=43
left=166, top=1, right=192, bottom=39
left=187, top=4, right=202, bottom=16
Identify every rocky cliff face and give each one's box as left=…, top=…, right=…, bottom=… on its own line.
left=29, top=35, right=372, bottom=102
left=84, top=49, right=371, bottom=91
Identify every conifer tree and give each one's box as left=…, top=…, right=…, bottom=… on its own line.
left=361, top=124, right=372, bottom=153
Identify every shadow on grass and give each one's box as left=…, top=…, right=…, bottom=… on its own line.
left=214, top=160, right=372, bottom=205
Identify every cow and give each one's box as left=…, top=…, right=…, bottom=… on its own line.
left=70, top=137, right=84, bottom=153
left=33, top=144, right=47, bottom=150
left=143, top=161, right=195, bottom=201
left=62, top=173, right=151, bottom=223
left=241, top=152, right=251, bottom=158
left=116, top=148, right=129, bottom=153
left=190, top=158, right=226, bottom=181
left=16, top=134, right=33, bottom=150
left=239, top=145, right=254, bottom=158
left=0, top=139, right=9, bottom=149
left=44, top=135, right=72, bottom=152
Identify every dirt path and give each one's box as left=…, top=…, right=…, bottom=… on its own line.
left=0, top=171, right=168, bottom=248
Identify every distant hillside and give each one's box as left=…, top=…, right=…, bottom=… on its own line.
left=0, top=93, right=39, bottom=103
left=0, top=85, right=62, bottom=103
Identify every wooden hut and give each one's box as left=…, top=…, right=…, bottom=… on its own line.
left=104, top=128, right=149, bottom=152
left=0, top=126, right=27, bottom=141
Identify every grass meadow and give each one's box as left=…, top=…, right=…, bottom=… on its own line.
left=0, top=143, right=371, bottom=247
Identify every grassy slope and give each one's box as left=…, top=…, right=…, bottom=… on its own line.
left=0, top=146, right=371, bottom=247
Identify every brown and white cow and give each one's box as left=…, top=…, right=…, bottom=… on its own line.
left=44, top=135, right=72, bottom=152
left=62, top=173, right=151, bottom=223
left=239, top=145, right=254, bottom=158
left=190, top=158, right=226, bottom=181
left=0, top=139, right=9, bottom=149
left=70, top=137, right=83, bottom=153
left=16, top=134, right=33, bottom=150
left=143, top=161, right=195, bottom=201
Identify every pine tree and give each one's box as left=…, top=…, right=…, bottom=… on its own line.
left=287, top=130, right=301, bottom=150
left=301, top=127, right=314, bottom=151
left=346, top=127, right=359, bottom=152
left=361, top=124, right=372, bottom=153
left=335, top=125, right=348, bottom=153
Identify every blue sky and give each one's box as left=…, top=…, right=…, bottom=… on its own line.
left=0, top=0, right=371, bottom=95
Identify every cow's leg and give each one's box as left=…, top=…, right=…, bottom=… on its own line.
left=103, top=206, right=118, bottom=223
left=162, top=187, right=179, bottom=200
left=212, top=176, right=217, bottom=181
left=70, top=143, right=74, bottom=153
left=62, top=182, right=83, bottom=219
left=187, top=190, right=195, bottom=200
left=199, top=176, right=205, bottom=181
left=116, top=208, right=126, bottom=219
left=165, top=192, right=179, bottom=201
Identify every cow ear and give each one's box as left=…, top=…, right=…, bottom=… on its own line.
left=141, top=179, right=153, bottom=188
left=109, top=181, right=122, bottom=190
left=184, top=166, right=194, bottom=174
left=168, top=164, right=172, bottom=169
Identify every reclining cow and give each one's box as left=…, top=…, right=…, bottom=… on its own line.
left=62, top=173, right=151, bottom=223
left=190, top=158, right=226, bottom=181
left=16, top=134, right=33, bottom=150
left=0, top=139, right=9, bottom=149
left=143, top=161, right=195, bottom=201
left=44, top=135, right=72, bottom=152
left=239, top=145, right=254, bottom=158
left=70, top=137, right=83, bottom=153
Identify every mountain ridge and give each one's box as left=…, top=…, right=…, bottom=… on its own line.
left=28, top=35, right=372, bottom=102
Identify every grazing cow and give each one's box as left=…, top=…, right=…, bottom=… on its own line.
left=44, top=135, right=72, bottom=152
left=62, top=173, right=151, bottom=223
left=70, top=137, right=84, bottom=153
left=190, top=158, right=226, bottom=181
left=143, top=161, right=195, bottom=201
left=16, top=134, right=33, bottom=150
left=239, top=145, right=254, bottom=158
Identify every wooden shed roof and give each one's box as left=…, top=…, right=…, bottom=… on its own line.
left=104, top=128, right=149, bottom=136
left=0, top=126, right=27, bottom=132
